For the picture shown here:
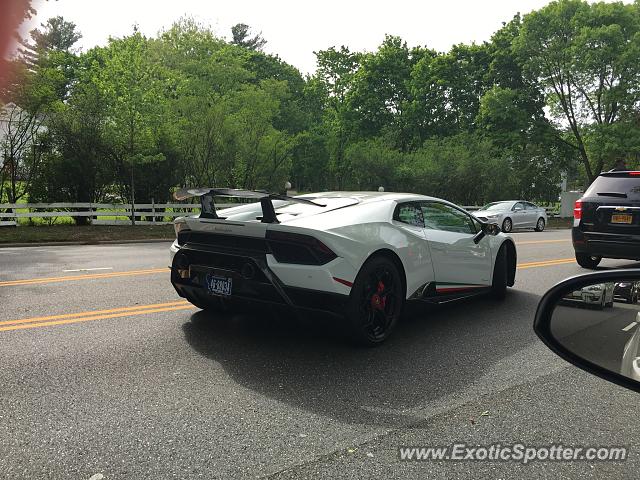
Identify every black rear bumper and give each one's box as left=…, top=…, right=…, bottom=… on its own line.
left=171, top=244, right=349, bottom=318
left=572, top=227, right=640, bottom=261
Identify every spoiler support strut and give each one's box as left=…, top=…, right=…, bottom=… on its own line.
left=173, top=187, right=326, bottom=223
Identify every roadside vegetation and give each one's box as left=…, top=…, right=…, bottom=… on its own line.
left=1, top=0, right=639, bottom=220
left=0, top=224, right=174, bottom=243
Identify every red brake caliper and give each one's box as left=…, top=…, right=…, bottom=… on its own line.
left=371, top=281, right=386, bottom=311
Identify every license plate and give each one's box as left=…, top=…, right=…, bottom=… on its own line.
left=205, top=274, right=232, bottom=296
left=611, top=213, right=633, bottom=224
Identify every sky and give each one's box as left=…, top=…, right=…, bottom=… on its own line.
left=21, top=0, right=620, bottom=74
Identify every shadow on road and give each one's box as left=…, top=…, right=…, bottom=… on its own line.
left=182, top=290, right=542, bottom=428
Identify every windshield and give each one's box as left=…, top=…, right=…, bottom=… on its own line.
left=481, top=201, right=513, bottom=211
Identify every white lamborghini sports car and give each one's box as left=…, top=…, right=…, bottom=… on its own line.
left=170, top=189, right=517, bottom=345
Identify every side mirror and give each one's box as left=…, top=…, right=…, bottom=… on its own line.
left=484, top=222, right=501, bottom=236
left=473, top=222, right=501, bottom=244
left=534, top=270, right=640, bottom=393
left=513, top=206, right=523, bottom=211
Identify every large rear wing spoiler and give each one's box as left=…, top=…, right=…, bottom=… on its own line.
left=173, top=187, right=326, bottom=223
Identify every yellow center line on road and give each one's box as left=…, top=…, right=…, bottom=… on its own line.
left=516, top=239, right=571, bottom=245
left=517, top=258, right=575, bottom=269
left=2, top=254, right=577, bottom=291
left=0, top=300, right=195, bottom=332
left=0, top=267, right=168, bottom=287
left=0, top=257, right=578, bottom=333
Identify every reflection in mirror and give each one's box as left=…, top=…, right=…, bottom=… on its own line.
left=550, top=279, right=640, bottom=381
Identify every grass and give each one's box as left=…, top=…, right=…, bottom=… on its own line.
left=0, top=224, right=175, bottom=244
left=548, top=217, right=572, bottom=229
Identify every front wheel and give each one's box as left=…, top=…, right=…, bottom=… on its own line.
left=575, top=253, right=601, bottom=269
left=599, top=293, right=606, bottom=310
left=490, top=246, right=508, bottom=299
left=535, top=218, right=545, bottom=232
left=346, top=256, right=404, bottom=346
left=502, top=217, right=513, bottom=233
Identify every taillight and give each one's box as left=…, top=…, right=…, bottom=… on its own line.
left=574, top=199, right=582, bottom=220
left=174, top=220, right=189, bottom=237
left=629, top=171, right=640, bottom=176
left=266, top=231, right=337, bottom=265
left=174, top=221, right=191, bottom=246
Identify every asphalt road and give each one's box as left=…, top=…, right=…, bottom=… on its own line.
left=552, top=303, right=640, bottom=372
left=2, top=229, right=640, bottom=479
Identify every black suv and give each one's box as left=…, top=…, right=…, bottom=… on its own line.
left=573, top=170, right=640, bottom=269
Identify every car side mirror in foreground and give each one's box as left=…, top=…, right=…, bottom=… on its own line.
left=473, top=222, right=501, bottom=244
left=534, top=270, right=640, bottom=393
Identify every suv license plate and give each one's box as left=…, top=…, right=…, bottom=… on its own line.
left=206, top=274, right=232, bottom=296
left=611, top=214, right=633, bottom=224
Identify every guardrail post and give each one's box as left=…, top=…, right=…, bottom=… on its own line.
left=152, top=197, right=156, bottom=225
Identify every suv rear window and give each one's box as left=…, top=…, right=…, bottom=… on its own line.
left=584, top=173, right=640, bottom=200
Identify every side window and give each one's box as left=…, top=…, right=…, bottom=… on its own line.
left=394, top=203, right=424, bottom=228
left=525, top=202, right=537, bottom=210
left=420, top=202, right=477, bottom=234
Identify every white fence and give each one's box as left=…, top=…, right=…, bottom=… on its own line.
left=0, top=202, right=239, bottom=227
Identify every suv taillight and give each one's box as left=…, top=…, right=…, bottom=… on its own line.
left=573, top=199, right=582, bottom=220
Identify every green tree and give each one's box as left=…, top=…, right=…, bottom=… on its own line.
left=312, top=46, right=361, bottom=187
left=515, top=0, right=640, bottom=183
left=348, top=36, right=427, bottom=150
left=30, top=16, right=81, bottom=52
left=30, top=53, right=113, bottom=222
left=231, top=23, right=266, bottom=51
left=96, top=31, right=168, bottom=223
left=410, top=43, right=490, bottom=140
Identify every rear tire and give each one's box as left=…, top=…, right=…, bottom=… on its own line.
left=575, top=253, right=601, bottom=269
left=346, top=256, right=404, bottom=347
left=502, top=218, right=513, bottom=233
left=535, top=218, right=545, bottom=232
left=490, top=246, right=508, bottom=299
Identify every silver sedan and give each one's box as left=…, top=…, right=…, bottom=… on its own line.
left=473, top=200, right=548, bottom=233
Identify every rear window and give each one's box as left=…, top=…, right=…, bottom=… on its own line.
left=584, top=174, right=640, bottom=200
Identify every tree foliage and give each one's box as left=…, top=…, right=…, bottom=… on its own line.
left=231, top=23, right=267, bottom=51
left=4, top=1, right=640, bottom=209
left=515, top=0, right=640, bottom=182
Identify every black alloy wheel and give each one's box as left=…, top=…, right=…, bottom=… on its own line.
left=347, top=256, right=404, bottom=346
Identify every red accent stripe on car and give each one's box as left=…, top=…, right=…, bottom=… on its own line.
left=333, top=277, right=353, bottom=288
